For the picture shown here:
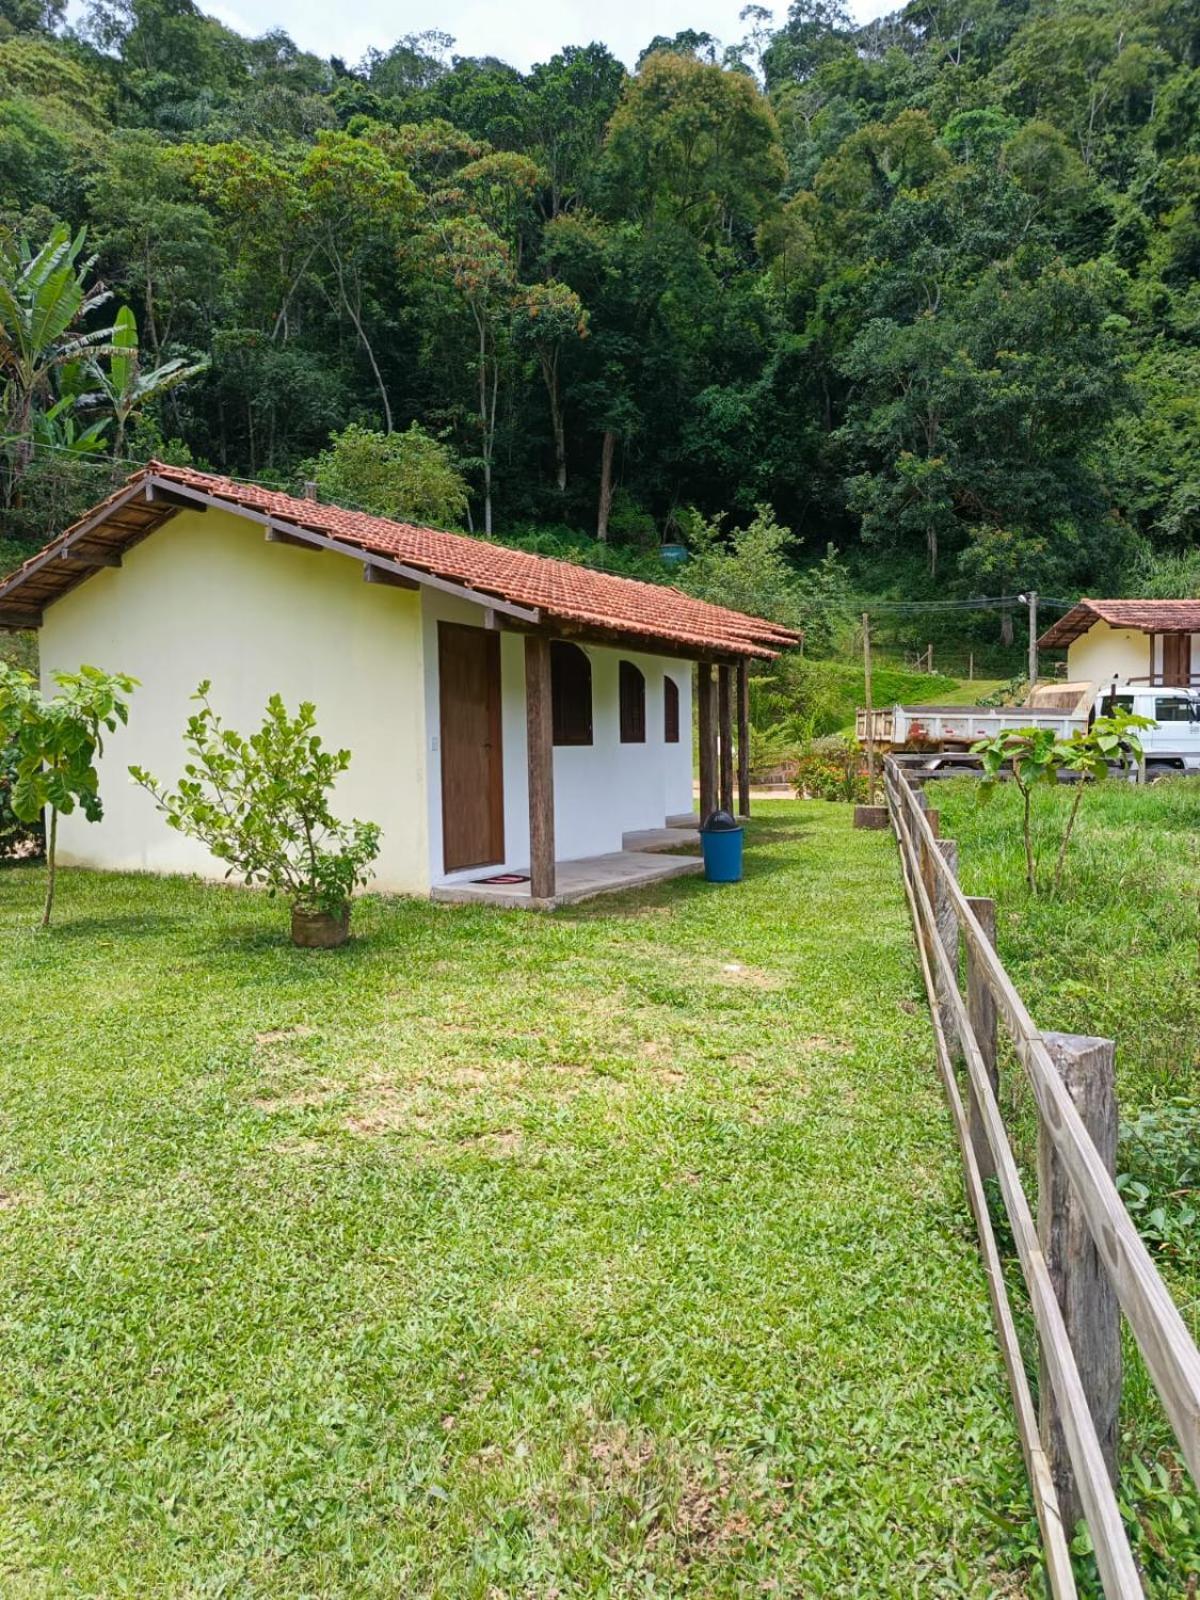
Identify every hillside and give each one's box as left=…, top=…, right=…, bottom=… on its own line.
left=0, top=0, right=1198, bottom=656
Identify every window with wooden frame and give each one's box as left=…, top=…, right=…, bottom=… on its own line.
left=619, top=661, right=646, bottom=744
left=663, top=674, right=680, bottom=743
left=551, top=641, right=593, bottom=746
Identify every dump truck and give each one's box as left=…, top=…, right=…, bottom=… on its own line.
left=856, top=682, right=1200, bottom=777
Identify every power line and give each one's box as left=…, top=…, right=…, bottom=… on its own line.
left=866, top=595, right=1075, bottom=614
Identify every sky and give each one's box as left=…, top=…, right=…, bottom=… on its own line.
left=198, top=0, right=898, bottom=75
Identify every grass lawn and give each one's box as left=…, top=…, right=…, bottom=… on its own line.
left=0, top=802, right=1033, bottom=1597
left=934, top=777, right=1200, bottom=1591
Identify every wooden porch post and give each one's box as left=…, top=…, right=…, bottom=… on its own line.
left=718, top=664, right=734, bottom=814
left=697, top=663, right=717, bottom=822
left=525, top=634, right=555, bottom=900
left=736, top=658, right=751, bottom=819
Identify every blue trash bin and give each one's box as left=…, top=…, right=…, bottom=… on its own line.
left=700, top=809, right=744, bottom=883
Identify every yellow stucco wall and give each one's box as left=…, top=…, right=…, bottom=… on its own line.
left=1065, top=620, right=1153, bottom=687
left=39, top=507, right=430, bottom=894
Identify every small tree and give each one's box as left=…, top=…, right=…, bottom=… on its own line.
left=973, top=711, right=1150, bottom=895
left=130, top=684, right=381, bottom=942
left=0, top=662, right=137, bottom=927
left=973, top=725, right=1063, bottom=895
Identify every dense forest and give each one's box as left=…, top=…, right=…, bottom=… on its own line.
left=2, top=0, right=1200, bottom=659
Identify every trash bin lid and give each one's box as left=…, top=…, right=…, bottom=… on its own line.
left=701, top=808, right=742, bottom=832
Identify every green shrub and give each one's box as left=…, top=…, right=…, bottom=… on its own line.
left=793, top=734, right=867, bottom=803
left=302, top=422, right=469, bottom=528
left=131, top=683, right=382, bottom=932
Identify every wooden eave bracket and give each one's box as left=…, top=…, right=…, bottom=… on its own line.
left=60, top=550, right=122, bottom=568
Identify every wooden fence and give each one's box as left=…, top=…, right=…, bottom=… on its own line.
left=883, top=755, right=1200, bottom=1598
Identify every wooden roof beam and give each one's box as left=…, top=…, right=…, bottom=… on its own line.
left=266, top=527, right=322, bottom=551
left=60, top=550, right=122, bottom=568
left=363, top=564, right=418, bottom=590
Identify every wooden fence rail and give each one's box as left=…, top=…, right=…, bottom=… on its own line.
left=884, top=756, right=1200, bottom=1598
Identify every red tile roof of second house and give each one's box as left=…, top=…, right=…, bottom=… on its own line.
left=0, top=462, right=801, bottom=659
left=1038, top=598, right=1200, bottom=650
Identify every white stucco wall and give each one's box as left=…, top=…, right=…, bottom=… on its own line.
left=40, top=507, right=430, bottom=895
left=1066, top=621, right=1153, bottom=687
left=420, top=589, right=695, bottom=883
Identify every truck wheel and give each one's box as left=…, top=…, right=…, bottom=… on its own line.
left=1145, top=762, right=1179, bottom=784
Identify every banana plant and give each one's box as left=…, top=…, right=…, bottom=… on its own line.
left=0, top=225, right=114, bottom=478
left=80, top=305, right=209, bottom=461
left=31, top=395, right=111, bottom=456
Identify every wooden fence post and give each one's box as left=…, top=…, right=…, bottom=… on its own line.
left=966, top=896, right=998, bottom=1182
left=1038, top=1031, right=1121, bottom=1536
left=931, top=839, right=959, bottom=1044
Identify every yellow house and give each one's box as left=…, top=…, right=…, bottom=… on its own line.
left=0, top=463, right=797, bottom=906
left=1038, top=598, right=1200, bottom=690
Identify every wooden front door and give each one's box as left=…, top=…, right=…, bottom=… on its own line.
left=439, top=621, right=504, bottom=872
left=1163, top=633, right=1192, bottom=687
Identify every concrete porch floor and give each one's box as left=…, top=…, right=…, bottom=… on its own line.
left=620, top=825, right=701, bottom=853
left=431, top=831, right=703, bottom=911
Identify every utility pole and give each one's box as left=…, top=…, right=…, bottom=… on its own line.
left=862, top=611, right=875, bottom=805
left=1020, top=590, right=1039, bottom=687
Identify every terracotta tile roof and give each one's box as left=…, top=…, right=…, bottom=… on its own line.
left=1039, top=598, right=1200, bottom=650
left=0, top=463, right=801, bottom=660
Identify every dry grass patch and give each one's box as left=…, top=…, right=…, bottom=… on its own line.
left=249, top=1082, right=341, bottom=1112
left=253, top=1024, right=316, bottom=1046
left=456, top=1128, right=522, bottom=1157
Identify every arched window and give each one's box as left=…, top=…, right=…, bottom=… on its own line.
left=663, top=675, right=680, bottom=743
left=619, top=661, right=646, bottom=744
left=551, top=641, right=592, bottom=746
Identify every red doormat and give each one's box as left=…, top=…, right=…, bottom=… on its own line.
left=473, top=872, right=531, bottom=885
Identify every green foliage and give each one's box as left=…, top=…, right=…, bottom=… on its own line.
left=1118, top=1102, right=1200, bottom=1273
left=79, top=302, right=208, bottom=460
left=3, top=0, right=1200, bottom=655
left=604, top=49, right=785, bottom=239
left=0, top=660, right=135, bottom=924
left=677, top=504, right=805, bottom=630
left=301, top=422, right=469, bottom=527
left=792, top=731, right=866, bottom=802
left=0, top=734, right=42, bottom=857
left=0, top=224, right=113, bottom=480
left=936, top=774, right=1200, bottom=1590
left=130, top=682, right=381, bottom=922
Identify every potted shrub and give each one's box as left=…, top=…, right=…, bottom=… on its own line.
left=131, top=683, right=381, bottom=947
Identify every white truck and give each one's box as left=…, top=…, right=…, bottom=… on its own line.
left=856, top=682, right=1200, bottom=778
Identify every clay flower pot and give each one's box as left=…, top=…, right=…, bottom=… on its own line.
left=290, top=903, right=350, bottom=949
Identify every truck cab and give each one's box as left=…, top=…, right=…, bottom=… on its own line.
left=1096, top=686, right=1200, bottom=777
